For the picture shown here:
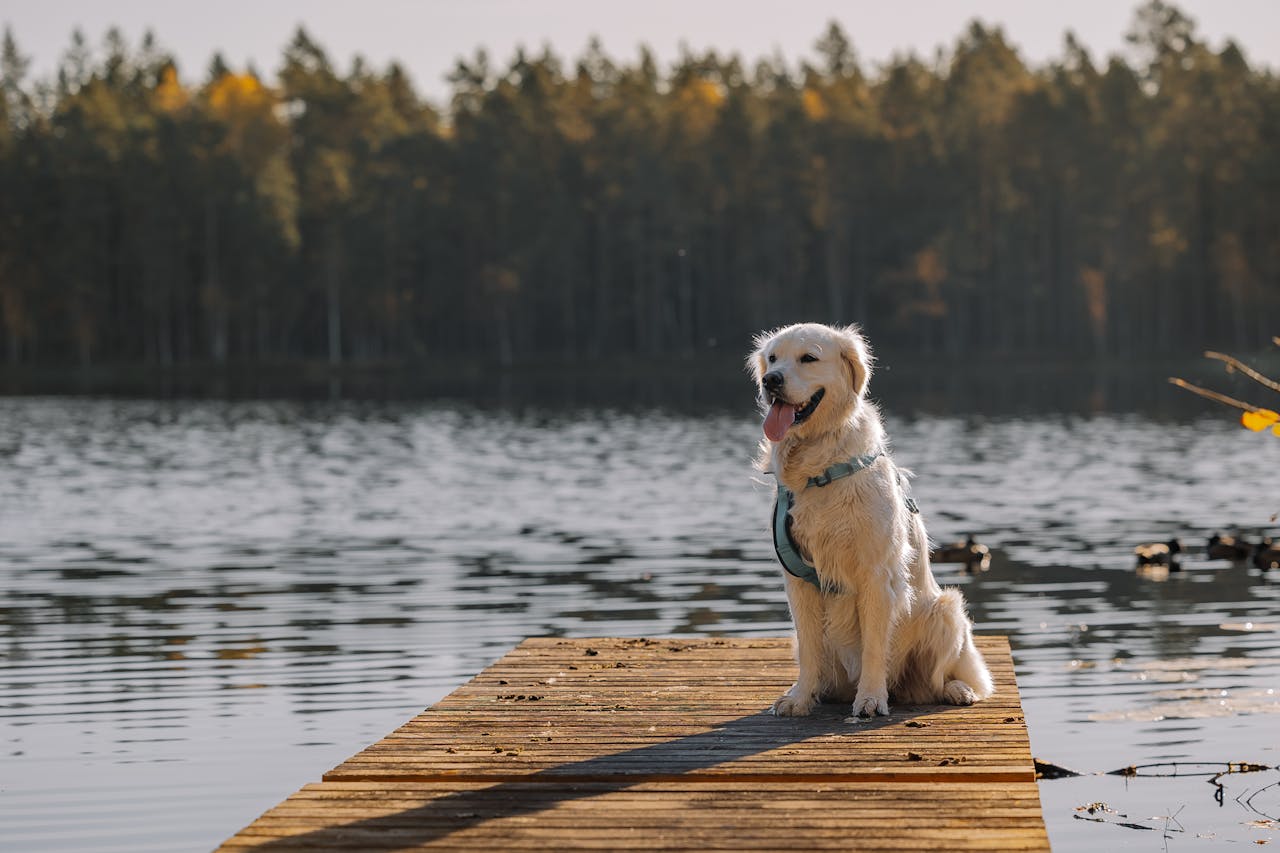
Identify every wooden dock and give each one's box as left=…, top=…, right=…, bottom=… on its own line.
left=219, top=636, right=1048, bottom=850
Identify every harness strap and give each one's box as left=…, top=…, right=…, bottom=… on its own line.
left=806, top=450, right=883, bottom=488
left=773, top=487, right=821, bottom=589
left=772, top=449, right=919, bottom=591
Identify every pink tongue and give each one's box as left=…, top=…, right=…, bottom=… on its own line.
left=764, top=401, right=797, bottom=442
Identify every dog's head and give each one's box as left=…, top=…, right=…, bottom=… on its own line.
left=748, top=323, right=873, bottom=442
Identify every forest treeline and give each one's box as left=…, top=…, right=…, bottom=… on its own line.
left=0, top=1, right=1276, bottom=370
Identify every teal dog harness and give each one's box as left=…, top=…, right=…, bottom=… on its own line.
left=772, top=450, right=918, bottom=591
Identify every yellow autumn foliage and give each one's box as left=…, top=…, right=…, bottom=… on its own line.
left=153, top=65, right=188, bottom=113
left=204, top=72, right=288, bottom=168
left=208, top=73, right=274, bottom=121
left=802, top=88, right=828, bottom=121
left=915, top=246, right=947, bottom=289
left=680, top=77, right=724, bottom=109
left=672, top=77, right=724, bottom=139
left=1079, top=267, right=1107, bottom=340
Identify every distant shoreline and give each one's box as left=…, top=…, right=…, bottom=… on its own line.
left=3, top=350, right=1274, bottom=415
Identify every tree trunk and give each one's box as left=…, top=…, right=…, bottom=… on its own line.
left=205, top=196, right=228, bottom=364
left=591, top=210, right=610, bottom=357
left=824, top=207, right=846, bottom=322
left=326, top=221, right=342, bottom=366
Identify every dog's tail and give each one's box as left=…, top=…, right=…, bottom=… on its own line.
left=892, top=464, right=935, bottom=590
left=909, top=507, right=942, bottom=596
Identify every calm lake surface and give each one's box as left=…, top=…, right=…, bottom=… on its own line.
left=3, top=374, right=1279, bottom=851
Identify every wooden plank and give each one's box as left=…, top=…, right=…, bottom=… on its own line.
left=219, top=780, right=1049, bottom=851
left=219, top=635, right=1048, bottom=851
left=325, top=636, right=1032, bottom=784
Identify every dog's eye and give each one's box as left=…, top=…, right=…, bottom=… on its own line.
left=800, top=354, right=818, bottom=363
left=767, top=354, right=776, bottom=364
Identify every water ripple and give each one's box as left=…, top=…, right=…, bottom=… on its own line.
left=2, top=398, right=1278, bottom=851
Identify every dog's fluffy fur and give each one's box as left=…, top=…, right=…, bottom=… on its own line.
left=749, top=322, right=993, bottom=718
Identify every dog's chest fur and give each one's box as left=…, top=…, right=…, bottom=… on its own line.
left=785, top=465, right=901, bottom=582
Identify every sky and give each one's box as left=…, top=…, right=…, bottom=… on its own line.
left=4, top=1, right=1279, bottom=104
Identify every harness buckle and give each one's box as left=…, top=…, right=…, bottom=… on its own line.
left=810, top=472, right=832, bottom=487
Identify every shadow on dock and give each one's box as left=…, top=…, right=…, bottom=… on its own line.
left=239, top=704, right=911, bottom=850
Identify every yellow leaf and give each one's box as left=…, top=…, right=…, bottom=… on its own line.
left=1241, top=409, right=1280, bottom=431
left=1273, top=423, right=1280, bottom=437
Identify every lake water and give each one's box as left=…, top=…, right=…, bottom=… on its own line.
left=2, top=379, right=1279, bottom=851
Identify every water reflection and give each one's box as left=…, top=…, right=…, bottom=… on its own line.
left=1, top=395, right=1278, bottom=852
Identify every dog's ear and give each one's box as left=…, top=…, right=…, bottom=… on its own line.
left=837, top=325, right=873, bottom=399
left=745, top=329, right=773, bottom=384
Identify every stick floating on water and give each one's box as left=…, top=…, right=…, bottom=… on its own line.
left=1167, top=377, right=1258, bottom=412
left=1204, top=350, right=1280, bottom=395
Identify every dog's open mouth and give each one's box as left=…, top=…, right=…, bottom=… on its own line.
left=763, top=388, right=824, bottom=441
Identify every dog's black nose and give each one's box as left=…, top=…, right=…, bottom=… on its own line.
left=762, top=371, right=784, bottom=393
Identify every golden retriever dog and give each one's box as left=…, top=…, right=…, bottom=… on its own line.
left=749, top=322, right=993, bottom=718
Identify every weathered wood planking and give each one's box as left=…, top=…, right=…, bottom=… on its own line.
left=219, top=635, right=1048, bottom=851
left=219, top=781, right=1048, bottom=851
left=325, top=636, right=1032, bottom=784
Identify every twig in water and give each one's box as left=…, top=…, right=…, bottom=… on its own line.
left=1244, top=780, right=1280, bottom=822
left=1169, top=338, right=1280, bottom=443
left=1035, top=758, right=1083, bottom=779
left=1204, top=351, right=1280, bottom=395
left=1108, top=761, right=1272, bottom=778
left=1158, top=804, right=1185, bottom=852
left=1167, top=378, right=1260, bottom=413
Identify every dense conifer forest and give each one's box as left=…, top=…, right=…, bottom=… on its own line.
left=0, top=2, right=1276, bottom=370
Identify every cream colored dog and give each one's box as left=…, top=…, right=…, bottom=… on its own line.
left=749, top=322, right=993, bottom=718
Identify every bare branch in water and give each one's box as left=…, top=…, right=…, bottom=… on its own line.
left=1244, top=781, right=1280, bottom=822
left=1204, top=351, right=1280, bottom=395
left=1107, top=761, right=1271, bottom=778
left=1167, top=378, right=1258, bottom=412
left=1035, top=758, right=1083, bottom=779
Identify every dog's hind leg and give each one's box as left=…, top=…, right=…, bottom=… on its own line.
left=928, top=590, right=995, bottom=704
left=945, top=634, right=995, bottom=703
left=772, top=577, right=825, bottom=716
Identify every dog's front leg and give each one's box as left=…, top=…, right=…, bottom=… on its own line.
left=771, top=577, right=825, bottom=716
left=850, top=579, right=894, bottom=717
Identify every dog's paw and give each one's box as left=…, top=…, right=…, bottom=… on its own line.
left=770, top=689, right=815, bottom=717
left=942, top=679, right=977, bottom=706
left=851, top=690, right=890, bottom=718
